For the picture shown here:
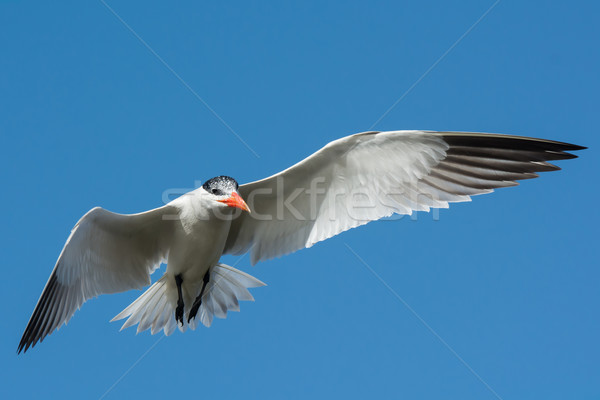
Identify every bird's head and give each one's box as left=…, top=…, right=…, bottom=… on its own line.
left=202, top=176, right=250, bottom=213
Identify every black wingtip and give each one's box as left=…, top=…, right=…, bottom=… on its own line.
left=549, top=142, right=587, bottom=152
left=568, top=144, right=587, bottom=151
left=440, top=131, right=584, bottom=148
left=17, top=272, right=60, bottom=355
left=17, top=333, right=32, bottom=354
left=17, top=342, right=29, bottom=355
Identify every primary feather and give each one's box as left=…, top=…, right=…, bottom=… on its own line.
left=18, top=130, right=584, bottom=353
left=224, top=131, right=584, bottom=264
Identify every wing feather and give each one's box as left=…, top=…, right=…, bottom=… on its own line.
left=224, top=131, right=584, bottom=265
left=18, top=205, right=175, bottom=353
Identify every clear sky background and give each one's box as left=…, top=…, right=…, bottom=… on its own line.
left=2, top=1, right=598, bottom=399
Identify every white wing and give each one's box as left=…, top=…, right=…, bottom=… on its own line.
left=18, top=205, right=175, bottom=353
left=224, top=130, right=583, bottom=265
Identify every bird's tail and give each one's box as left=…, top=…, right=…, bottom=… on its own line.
left=111, top=264, right=265, bottom=335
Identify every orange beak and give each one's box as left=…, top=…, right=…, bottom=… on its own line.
left=217, top=191, right=250, bottom=213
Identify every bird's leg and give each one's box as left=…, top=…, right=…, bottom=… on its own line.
left=175, top=274, right=184, bottom=326
left=188, top=270, right=211, bottom=323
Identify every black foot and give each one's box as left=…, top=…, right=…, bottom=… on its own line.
left=188, top=270, right=211, bottom=323
left=175, top=301, right=184, bottom=326
left=175, top=274, right=184, bottom=326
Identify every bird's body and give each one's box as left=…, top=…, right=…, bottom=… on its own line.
left=18, top=130, right=585, bottom=353
left=167, top=189, right=232, bottom=288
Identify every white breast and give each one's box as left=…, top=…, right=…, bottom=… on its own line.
left=165, top=189, right=233, bottom=282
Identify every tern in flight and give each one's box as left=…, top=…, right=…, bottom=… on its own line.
left=18, top=130, right=584, bottom=353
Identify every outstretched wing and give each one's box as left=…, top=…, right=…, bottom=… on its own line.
left=224, top=130, right=584, bottom=265
left=18, top=205, right=176, bottom=353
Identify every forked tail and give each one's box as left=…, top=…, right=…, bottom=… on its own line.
left=111, top=264, right=265, bottom=335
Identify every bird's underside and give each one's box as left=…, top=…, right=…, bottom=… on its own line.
left=17, top=130, right=585, bottom=353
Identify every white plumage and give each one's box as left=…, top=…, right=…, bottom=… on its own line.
left=111, top=264, right=265, bottom=336
left=18, top=130, right=584, bottom=353
left=224, top=131, right=583, bottom=264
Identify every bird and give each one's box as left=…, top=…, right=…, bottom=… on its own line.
left=17, top=130, right=585, bottom=353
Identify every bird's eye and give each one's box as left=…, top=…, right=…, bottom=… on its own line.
left=211, top=188, right=221, bottom=195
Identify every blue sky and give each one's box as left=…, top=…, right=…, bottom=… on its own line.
left=2, top=1, right=598, bottom=399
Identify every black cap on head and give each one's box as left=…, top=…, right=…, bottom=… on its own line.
left=202, top=176, right=239, bottom=196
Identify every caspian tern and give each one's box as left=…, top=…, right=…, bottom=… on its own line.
left=18, top=130, right=584, bottom=353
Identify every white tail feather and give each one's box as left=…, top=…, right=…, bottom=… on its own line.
left=187, top=263, right=266, bottom=330
left=111, top=264, right=266, bottom=335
